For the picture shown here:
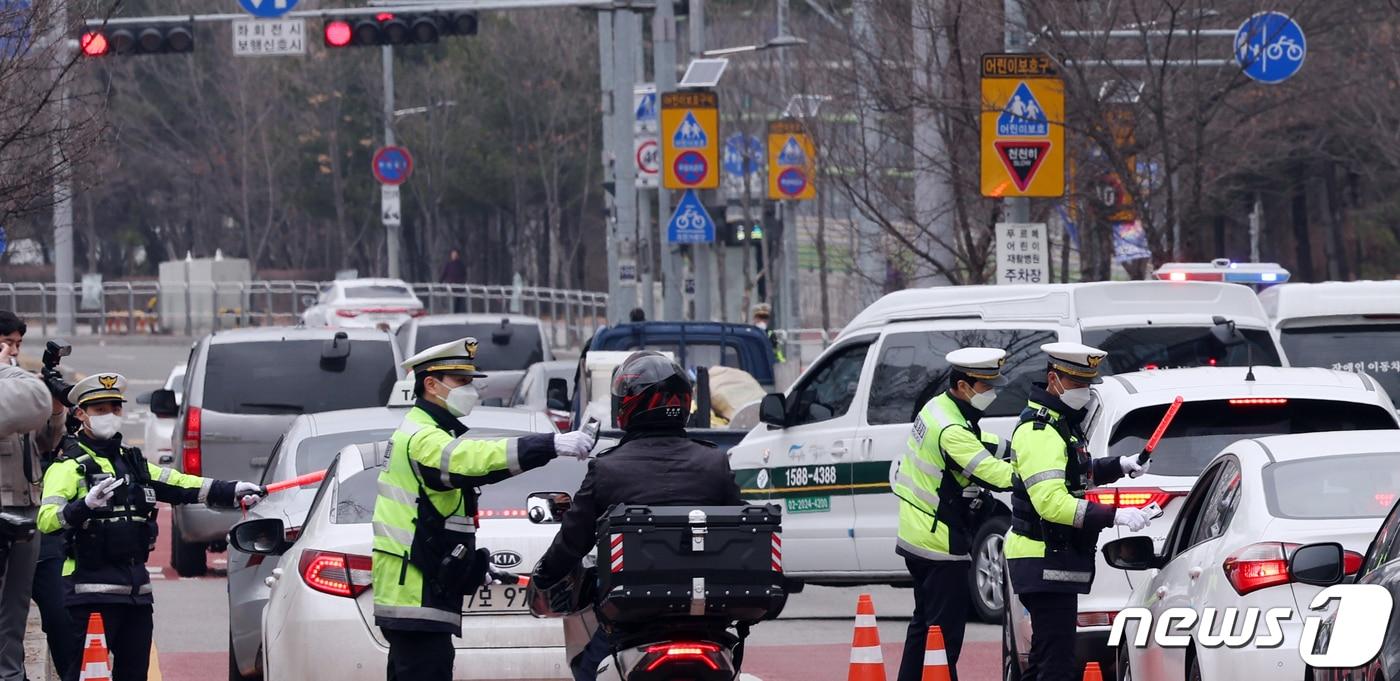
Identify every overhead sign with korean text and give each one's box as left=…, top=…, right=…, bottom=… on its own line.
left=995, top=222, right=1048, bottom=285
left=980, top=53, right=1065, bottom=198
left=232, top=18, right=306, bottom=57
left=767, top=118, right=816, bottom=201
left=660, top=90, right=720, bottom=190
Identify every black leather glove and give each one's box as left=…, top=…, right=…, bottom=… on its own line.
left=42, top=367, right=73, bottom=407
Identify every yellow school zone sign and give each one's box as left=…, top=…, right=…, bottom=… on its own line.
left=980, top=53, right=1065, bottom=198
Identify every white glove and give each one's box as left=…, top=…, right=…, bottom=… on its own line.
left=554, top=430, right=597, bottom=460
left=84, top=477, right=122, bottom=510
left=1119, top=455, right=1149, bottom=479
left=235, top=481, right=265, bottom=509
left=1114, top=507, right=1152, bottom=532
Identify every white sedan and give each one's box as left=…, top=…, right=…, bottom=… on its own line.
left=300, top=278, right=426, bottom=330
left=245, top=438, right=587, bottom=680
left=1104, top=431, right=1400, bottom=680
left=138, top=363, right=184, bottom=463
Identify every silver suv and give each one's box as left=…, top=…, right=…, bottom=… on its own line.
left=156, top=327, right=403, bottom=576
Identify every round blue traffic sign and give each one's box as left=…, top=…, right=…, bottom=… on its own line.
left=777, top=168, right=807, bottom=197
left=1234, top=12, right=1305, bottom=84
left=0, top=225, right=7, bottom=257
left=372, top=146, right=414, bottom=186
left=673, top=151, right=709, bottom=186
left=237, top=0, right=298, bottom=19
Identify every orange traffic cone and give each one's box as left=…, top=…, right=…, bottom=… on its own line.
left=1083, top=662, right=1104, bottom=681
left=920, top=625, right=952, bottom=681
left=848, top=593, right=886, bottom=681
left=78, top=613, right=112, bottom=681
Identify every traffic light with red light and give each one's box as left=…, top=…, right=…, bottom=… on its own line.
left=80, top=23, right=194, bottom=57
left=323, top=12, right=477, bottom=48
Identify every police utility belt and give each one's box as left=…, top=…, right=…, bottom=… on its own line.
left=1009, top=409, right=1097, bottom=553
left=71, top=450, right=159, bottom=566
left=407, top=466, right=489, bottom=599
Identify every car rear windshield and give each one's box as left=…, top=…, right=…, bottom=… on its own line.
left=296, top=429, right=396, bottom=476
left=1265, top=453, right=1400, bottom=519
left=202, top=340, right=398, bottom=415
left=1107, top=399, right=1398, bottom=477
left=414, top=323, right=544, bottom=370
left=1081, top=326, right=1282, bottom=376
left=345, top=285, right=415, bottom=299
left=331, top=456, right=587, bottom=524
left=1279, top=324, right=1400, bottom=403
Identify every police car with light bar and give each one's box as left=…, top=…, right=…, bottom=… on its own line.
left=1153, top=258, right=1291, bottom=285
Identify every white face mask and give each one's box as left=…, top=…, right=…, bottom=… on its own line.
left=443, top=384, right=480, bottom=418
left=969, top=387, right=998, bottom=411
left=86, top=413, right=123, bottom=440
left=755, top=321, right=768, bottom=330
left=1058, top=385, right=1092, bottom=410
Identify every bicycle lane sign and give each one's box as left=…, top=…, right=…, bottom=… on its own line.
left=666, top=189, right=715, bottom=244
left=1234, top=12, right=1305, bottom=84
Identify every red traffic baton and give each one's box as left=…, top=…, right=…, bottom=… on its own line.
left=1138, top=396, right=1184, bottom=464
left=263, top=469, right=328, bottom=494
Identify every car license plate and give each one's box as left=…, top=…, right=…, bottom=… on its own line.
left=463, top=584, right=528, bottom=614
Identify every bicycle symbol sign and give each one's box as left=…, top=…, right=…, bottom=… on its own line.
left=666, top=189, right=715, bottom=244
left=1234, top=12, right=1306, bottom=84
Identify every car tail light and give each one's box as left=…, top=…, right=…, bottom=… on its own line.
left=1084, top=488, right=1179, bottom=509
left=477, top=509, right=530, bottom=519
left=548, top=409, right=572, bottom=432
left=1228, top=398, right=1288, bottom=406
left=642, top=641, right=723, bottom=672
left=1077, top=611, right=1119, bottom=628
left=299, top=550, right=373, bottom=598
left=335, top=309, right=362, bottom=318
left=1224, top=542, right=1296, bottom=595
left=181, top=406, right=202, bottom=476
left=410, top=308, right=428, bottom=318
left=1376, top=493, right=1396, bottom=511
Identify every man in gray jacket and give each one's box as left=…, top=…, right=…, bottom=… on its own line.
left=0, top=324, right=66, bottom=681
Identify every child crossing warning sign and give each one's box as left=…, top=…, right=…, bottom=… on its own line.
left=980, top=53, right=1064, bottom=198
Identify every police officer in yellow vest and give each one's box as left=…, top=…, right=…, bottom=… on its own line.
left=894, top=348, right=1015, bottom=681
left=37, top=373, right=263, bottom=681
left=372, top=337, right=596, bottom=681
left=1004, top=343, right=1152, bottom=681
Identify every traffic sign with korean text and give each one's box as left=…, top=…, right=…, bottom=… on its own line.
left=372, top=146, right=413, bottom=185
left=660, top=91, right=720, bottom=190
left=667, top=189, right=716, bottom=243
left=995, top=222, right=1048, bottom=284
left=767, top=118, right=816, bottom=201
left=232, top=18, right=306, bottom=57
left=980, top=53, right=1065, bottom=198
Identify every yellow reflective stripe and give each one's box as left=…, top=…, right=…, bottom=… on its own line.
left=906, top=454, right=944, bottom=480
left=374, top=604, right=461, bottom=626
left=896, top=473, right=940, bottom=510
left=40, top=496, right=67, bottom=507
left=197, top=479, right=212, bottom=504
left=377, top=481, right=415, bottom=507
left=157, top=468, right=172, bottom=483
left=895, top=537, right=968, bottom=562
left=506, top=439, right=521, bottom=475
left=961, top=451, right=991, bottom=480
left=1072, top=499, right=1088, bottom=528
left=439, top=435, right=471, bottom=487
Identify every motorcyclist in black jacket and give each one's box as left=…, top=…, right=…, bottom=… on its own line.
left=532, top=351, right=743, bottom=680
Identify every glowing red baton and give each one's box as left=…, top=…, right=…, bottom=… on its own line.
left=263, top=469, right=328, bottom=494
left=1138, top=396, right=1184, bottom=464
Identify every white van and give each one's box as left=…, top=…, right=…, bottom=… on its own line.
left=727, top=281, right=1285, bottom=621
left=1259, top=280, right=1400, bottom=406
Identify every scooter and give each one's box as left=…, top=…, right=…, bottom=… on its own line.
left=525, top=499, right=799, bottom=681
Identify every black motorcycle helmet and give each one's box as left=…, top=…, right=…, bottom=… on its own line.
left=611, top=351, right=693, bottom=431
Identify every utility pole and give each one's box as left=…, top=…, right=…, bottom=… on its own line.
left=655, top=0, right=683, bottom=320
left=599, top=11, right=622, bottom=323
left=1003, top=0, right=1031, bottom=226
left=53, top=0, right=74, bottom=336
left=777, top=0, right=801, bottom=330
left=689, top=0, right=712, bottom=321
left=632, top=23, right=654, bottom=320
left=612, top=10, right=640, bottom=318
left=382, top=45, right=402, bottom=279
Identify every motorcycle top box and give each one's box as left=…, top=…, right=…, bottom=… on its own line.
left=595, top=504, right=789, bottom=625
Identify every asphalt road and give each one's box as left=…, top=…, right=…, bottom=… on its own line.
left=38, top=337, right=1004, bottom=681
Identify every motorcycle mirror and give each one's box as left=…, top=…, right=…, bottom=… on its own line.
left=526, top=491, right=573, bottom=524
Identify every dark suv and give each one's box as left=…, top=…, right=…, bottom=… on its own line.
left=156, top=327, right=403, bottom=576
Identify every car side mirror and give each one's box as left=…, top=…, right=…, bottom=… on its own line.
left=228, top=518, right=290, bottom=556
left=149, top=389, right=179, bottom=418
left=1102, top=535, right=1164, bottom=571
left=527, top=491, right=573, bottom=524
left=759, top=393, right=787, bottom=428
left=1290, top=542, right=1346, bottom=587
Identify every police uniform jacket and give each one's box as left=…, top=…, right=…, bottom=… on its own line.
left=371, top=399, right=557, bottom=635
left=1003, top=385, right=1124, bottom=595
left=37, top=432, right=239, bottom=606
left=534, top=429, right=743, bottom=587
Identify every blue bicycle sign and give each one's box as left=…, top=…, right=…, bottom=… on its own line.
left=1234, top=12, right=1306, bottom=84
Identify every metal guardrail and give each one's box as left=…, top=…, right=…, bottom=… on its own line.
left=0, top=280, right=608, bottom=351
